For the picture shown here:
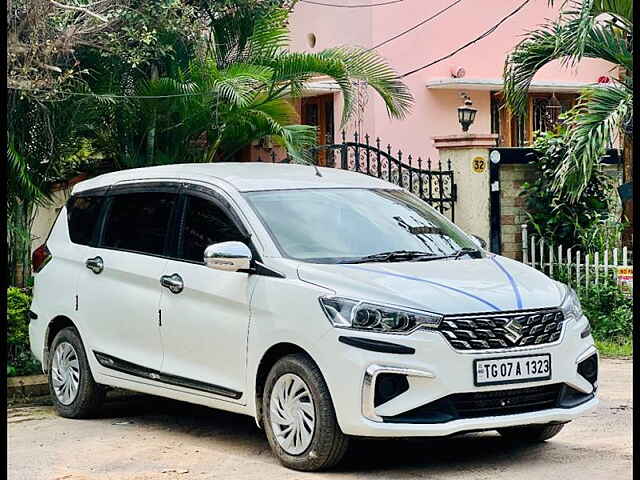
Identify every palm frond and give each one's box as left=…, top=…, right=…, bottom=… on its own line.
left=320, top=47, right=414, bottom=122
left=503, top=20, right=630, bottom=116
left=553, top=84, right=632, bottom=201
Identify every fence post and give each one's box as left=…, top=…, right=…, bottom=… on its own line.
left=549, top=242, right=554, bottom=278
left=521, top=224, right=528, bottom=265
left=558, top=245, right=563, bottom=280
left=585, top=253, right=590, bottom=288
left=531, top=235, right=536, bottom=269
left=576, top=250, right=581, bottom=289
left=594, top=251, right=599, bottom=285
left=567, top=248, right=572, bottom=286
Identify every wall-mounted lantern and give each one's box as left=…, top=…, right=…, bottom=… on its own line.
left=457, top=93, right=477, bottom=132
left=545, top=92, right=562, bottom=127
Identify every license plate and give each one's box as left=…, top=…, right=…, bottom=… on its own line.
left=474, top=354, right=551, bottom=386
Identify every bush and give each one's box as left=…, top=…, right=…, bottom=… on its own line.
left=549, top=266, right=632, bottom=348
left=521, top=126, right=618, bottom=249
left=7, top=287, right=41, bottom=377
left=579, top=281, right=633, bottom=341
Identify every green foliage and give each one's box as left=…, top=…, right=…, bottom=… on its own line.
left=86, top=6, right=413, bottom=165
left=549, top=265, right=632, bottom=353
left=580, top=280, right=632, bottom=340
left=503, top=0, right=632, bottom=200
left=521, top=125, right=617, bottom=249
left=7, top=288, right=41, bottom=377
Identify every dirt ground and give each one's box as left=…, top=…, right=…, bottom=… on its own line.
left=8, top=358, right=632, bottom=480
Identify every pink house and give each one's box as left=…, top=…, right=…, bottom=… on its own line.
left=282, top=0, right=613, bottom=163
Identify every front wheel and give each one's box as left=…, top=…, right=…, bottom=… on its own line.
left=498, top=423, right=566, bottom=442
left=262, top=354, right=349, bottom=471
left=48, top=326, right=105, bottom=418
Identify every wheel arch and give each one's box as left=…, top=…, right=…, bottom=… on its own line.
left=254, top=342, right=323, bottom=429
left=43, top=315, right=79, bottom=372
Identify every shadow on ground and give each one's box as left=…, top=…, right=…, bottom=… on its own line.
left=96, top=390, right=565, bottom=474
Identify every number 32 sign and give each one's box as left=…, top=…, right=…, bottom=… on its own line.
left=472, top=156, right=486, bottom=173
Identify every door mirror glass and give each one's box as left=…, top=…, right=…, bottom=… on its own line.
left=204, top=241, right=252, bottom=272
left=471, top=234, right=487, bottom=249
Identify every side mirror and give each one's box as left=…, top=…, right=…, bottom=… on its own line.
left=204, top=241, right=252, bottom=272
left=471, top=234, right=487, bottom=249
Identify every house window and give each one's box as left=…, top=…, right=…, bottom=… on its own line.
left=490, top=91, right=577, bottom=147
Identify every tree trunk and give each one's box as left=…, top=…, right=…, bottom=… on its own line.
left=146, top=64, right=159, bottom=164
left=621, top=132, right=633, bottom=247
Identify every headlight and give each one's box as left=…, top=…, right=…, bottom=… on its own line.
left=319, top=296, right=442, bottom=334
left=559, top=284, right=583, bottom=321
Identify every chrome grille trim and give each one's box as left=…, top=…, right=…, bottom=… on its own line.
left=438, top=308, right=565, bottom=352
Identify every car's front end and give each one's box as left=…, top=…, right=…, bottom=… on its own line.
left=311, top=283, right=597, bottom=437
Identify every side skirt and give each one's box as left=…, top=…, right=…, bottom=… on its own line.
left=93, top=351, right=242, bottom=400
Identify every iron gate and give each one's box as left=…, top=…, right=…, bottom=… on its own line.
left=256, top=131, right=457, bottom=221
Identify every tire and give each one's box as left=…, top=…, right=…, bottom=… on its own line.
left=262, top=353, right=349, bottom=471
left=48, top=326, right=105, bottom=418
left=498, top=423, right=566, bottom=442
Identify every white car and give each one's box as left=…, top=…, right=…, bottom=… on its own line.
left=29, top=163, right=598, bottom=471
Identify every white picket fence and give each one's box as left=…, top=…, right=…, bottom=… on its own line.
left=521, top=224, right=632, bottom=289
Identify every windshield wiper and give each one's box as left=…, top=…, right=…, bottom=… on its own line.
left=449, top=247, right=482, bottom=259
left=339, top=250, right=444, bottom=264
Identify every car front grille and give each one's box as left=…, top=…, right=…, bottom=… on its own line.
left=437, top=309, right=564, bottom=351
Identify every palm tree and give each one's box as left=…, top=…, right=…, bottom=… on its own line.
left=502, top=0, right=632, bottom=209
left=97, top=7, right=413, bottom=165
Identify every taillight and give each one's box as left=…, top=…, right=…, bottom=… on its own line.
left=32, top=244, right=52, bottom=273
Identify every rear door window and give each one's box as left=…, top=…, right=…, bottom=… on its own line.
left=101, top=192, right=177, bottom=256
left=179, top=195, right=245, bottom=263
left=67, top=195, right=104, bottom=246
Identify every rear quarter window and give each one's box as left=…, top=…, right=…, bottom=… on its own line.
left=67, top=195, right=104, bottom=246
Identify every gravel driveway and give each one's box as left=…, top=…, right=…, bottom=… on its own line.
left=8, top=358, right=632, bottom=480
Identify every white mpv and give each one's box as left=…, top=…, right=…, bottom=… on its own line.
left=29, top=163, right=598, bottom=471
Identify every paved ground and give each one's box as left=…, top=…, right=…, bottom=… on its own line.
left=8, top=358, right=632, bottom=480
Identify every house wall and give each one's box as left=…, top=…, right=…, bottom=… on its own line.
left=31, top=189, right=69, bottom=251
left=288, top=0, right=613, bottom=161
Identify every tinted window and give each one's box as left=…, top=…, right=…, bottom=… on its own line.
left=67, top=195, right=104, bottom=246
left=102, top=192, right=177, bottom=256
left=180, top=195, right=244, bottom=263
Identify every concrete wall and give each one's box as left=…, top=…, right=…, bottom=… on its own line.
left=30, top=189, right=70, bottom=252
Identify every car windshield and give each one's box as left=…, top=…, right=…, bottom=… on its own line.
left=244, top=188, right=482, bottom=264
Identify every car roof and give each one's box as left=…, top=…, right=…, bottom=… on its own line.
left=71, top=162, right=401, bottom=194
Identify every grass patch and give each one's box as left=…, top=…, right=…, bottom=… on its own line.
left=595, top=338, right=633, bottom=358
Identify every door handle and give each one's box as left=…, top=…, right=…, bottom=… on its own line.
left=160, top=273, right=184, bottom=294
left=85, top=256, right=104, bottom=274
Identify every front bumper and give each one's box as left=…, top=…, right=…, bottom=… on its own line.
left=314, top=313, right=598, bottom=437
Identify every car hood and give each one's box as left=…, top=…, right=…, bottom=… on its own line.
left=297, top=254, right=564, bottom=315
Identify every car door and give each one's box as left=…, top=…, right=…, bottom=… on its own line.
left=158, top=186, right=255, bottom=401
left=76, top=183, right=179, bottom=373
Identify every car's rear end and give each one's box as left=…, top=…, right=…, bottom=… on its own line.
left=28, top=205, right=79, bottom=370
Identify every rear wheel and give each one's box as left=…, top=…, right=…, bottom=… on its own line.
left=498, top=423, right=565, bottom=442
left=48, top=327, right=105, bottom=418
left=262, top=354, right=349, bottom=471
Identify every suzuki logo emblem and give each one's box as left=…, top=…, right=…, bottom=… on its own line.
left=504, top=317, right=525, bottom=344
